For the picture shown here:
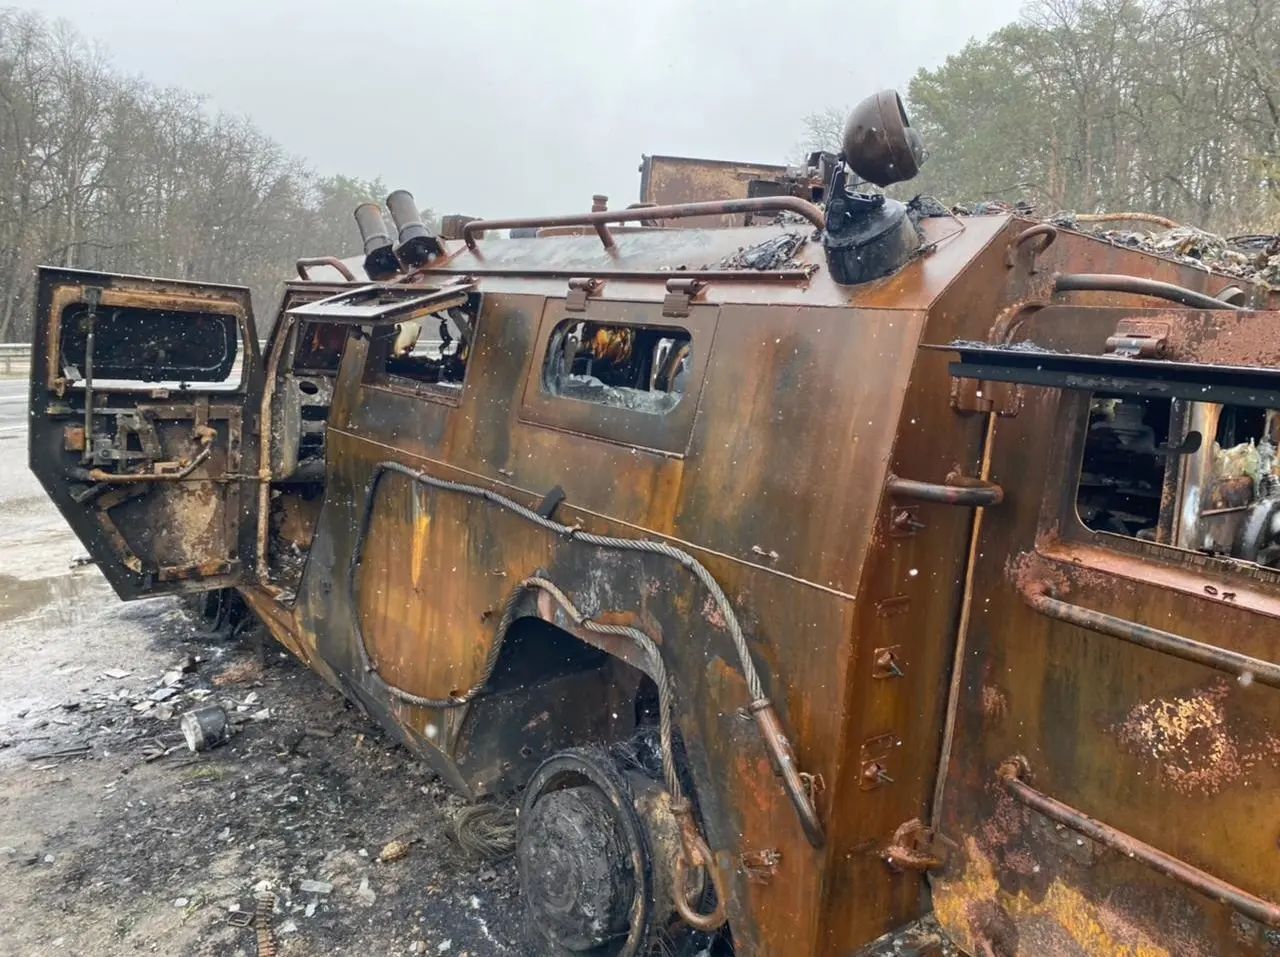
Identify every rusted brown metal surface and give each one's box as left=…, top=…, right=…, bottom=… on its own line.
left=26, top=89, right=1280, bottom=956
left=638, top=154, right=809, bottom=227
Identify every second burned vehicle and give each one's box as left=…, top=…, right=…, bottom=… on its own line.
left=26, top=91, right=1280, bottom=955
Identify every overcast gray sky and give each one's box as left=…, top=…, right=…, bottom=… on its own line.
left=31, top=0, right=1025, bottom=219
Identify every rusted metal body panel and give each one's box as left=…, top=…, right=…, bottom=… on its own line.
left=27, top=268, right=262, bottom=598
left=29, top=199, right=1280, bottom=954
left=638, top=155, right=797, bottom=226
left=926, top=230, right=1280, bottom=956
left=246, top=215, right=1008, bottom=954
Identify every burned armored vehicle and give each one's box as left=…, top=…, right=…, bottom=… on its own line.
left=27, top=90, right=1280, bottom=955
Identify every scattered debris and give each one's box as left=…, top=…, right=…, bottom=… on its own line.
left=1050, top=214, right=1280, bottom=286
left=356, top=875, right=377, bottom=906
left=23, top=743, right=89, bottom=762
left=254, top=890, right=278, bottom=957
left=0, top=491, right=524, bottom=955
left=141, top=736, right=184, bottom=763
left=378, top=839, right=411, bottom=863
left=214, top=657, right=264, bottom=687
left=179, top=704, right=230, bottom=752
left=711, top=231, right=808, bottom=271
left=450, top=803, right=518, bottom=861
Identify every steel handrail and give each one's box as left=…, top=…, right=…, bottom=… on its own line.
left=998, top=757, right=1280, bottom=928
left=887, top=474, right=1004, bottom=507
left=1053, top=272, right=1243, bottom=311
left=462, top=196, right=827, bottom=251
left=1020, top=582, right=1280, bottom=688
left=295, top=256, right=356, bottom=282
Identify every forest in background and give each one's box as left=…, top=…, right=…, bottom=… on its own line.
left=0, top=8, right=413, bottom=342
left=804, top=0, right=1279, bottom=232
left=4, top=0, right=1280, bottom=342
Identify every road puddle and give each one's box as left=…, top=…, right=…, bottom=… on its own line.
left=0, top=570, right=112, bottom=625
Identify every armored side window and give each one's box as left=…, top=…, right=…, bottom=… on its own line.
left=542, top=319, right=691, bottom=415
left=366, top=304, right=476, bottom=397
left=293, top=320, right=348, bottom=374
left=1075, top=393, right=1280, bottom=568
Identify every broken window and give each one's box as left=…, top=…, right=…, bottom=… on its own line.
left=369, top=307, right=474, bottom=393
left=59, top=303, right=239, bottom=386
left=1076, top=395, right=1172, bottom=539
left=1075, top=393, right=1280, bottom=568
left=293, top=321, right=348, bottom=374
left=543, top=319, right=691, bottom=414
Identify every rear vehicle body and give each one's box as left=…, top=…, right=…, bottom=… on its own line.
left=28, top=92, right=1280, bottom=955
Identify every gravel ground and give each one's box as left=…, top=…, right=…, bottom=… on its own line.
left=0, top=386, right=524, bottom=956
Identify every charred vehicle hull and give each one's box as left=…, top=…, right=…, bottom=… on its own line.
left=27, top=92, right=1280, bottom=956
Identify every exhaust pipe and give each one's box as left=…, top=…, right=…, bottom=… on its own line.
left=353, top=203, right=401, bottom=280
left=386, top=189, right=442, bottom=268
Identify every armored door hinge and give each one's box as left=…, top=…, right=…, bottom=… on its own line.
left=565, top=277, right=602, bottom=311
left=881, top=818, right=947, bottom=873
left=662, top=277, right=706, bottom=318
left=1105, top=317, right=1171, bottom=358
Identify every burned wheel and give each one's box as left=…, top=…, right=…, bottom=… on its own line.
left=186, top=587, right=249, bottom=639
left=518, top=747, right=659, bottom=957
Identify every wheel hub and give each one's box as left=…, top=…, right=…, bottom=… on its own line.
left=518, top=747, right=657, bottom=956
left=520, top=786, right=636, bottom=949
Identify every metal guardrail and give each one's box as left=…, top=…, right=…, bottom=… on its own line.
left=0, top=344, right=31, bottom=376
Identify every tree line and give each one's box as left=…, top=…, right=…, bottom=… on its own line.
left=804, top=0, right=1279, bottom=234
left=7, top=1, right=1277, bottom=347
left=0, top=9, right=404, bottom=342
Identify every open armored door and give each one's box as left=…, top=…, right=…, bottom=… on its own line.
left=28, top=268, right=264, bottom=599
left=928, top=304, right=1280, bottom=954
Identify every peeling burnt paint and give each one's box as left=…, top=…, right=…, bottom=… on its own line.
left=1113, top=679, right=1280, bottom=797
left=935, top=835, right=1209, bottom=957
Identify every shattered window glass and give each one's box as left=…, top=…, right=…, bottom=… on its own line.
left=543, top=319, right=690, bottom=415
left=1076, top=393, right=1280, bottom=568
left=293, top=321, right=347, bottom=374
left=372, top=308, right=473, bottom=392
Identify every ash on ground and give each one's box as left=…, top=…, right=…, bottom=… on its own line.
left=0, top=539, right=522, bottom=957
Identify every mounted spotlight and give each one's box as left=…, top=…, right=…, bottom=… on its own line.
left=822, top=90, right=927, bottom=286
left=841, top=89, right=926, bottom=187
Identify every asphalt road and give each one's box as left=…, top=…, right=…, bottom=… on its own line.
left=0, top=378, right=27, bottom=443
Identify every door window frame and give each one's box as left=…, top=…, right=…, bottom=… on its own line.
left=44, top=276, right=256, bottom=396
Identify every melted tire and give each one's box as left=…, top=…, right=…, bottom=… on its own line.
left=518, top=747, right=659, bottom=957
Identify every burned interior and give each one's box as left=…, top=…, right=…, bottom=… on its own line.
left=543, top=319, right=691, bottom=414
left=1078, top=392, right=1280, bottom=568
left=25, top=87, right=1280, bottom=957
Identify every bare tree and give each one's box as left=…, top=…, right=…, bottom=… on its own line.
left=0, top=9, right=433, bottom=342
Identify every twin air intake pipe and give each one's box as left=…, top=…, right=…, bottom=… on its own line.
left=353, top=189, right=441, bottom=280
